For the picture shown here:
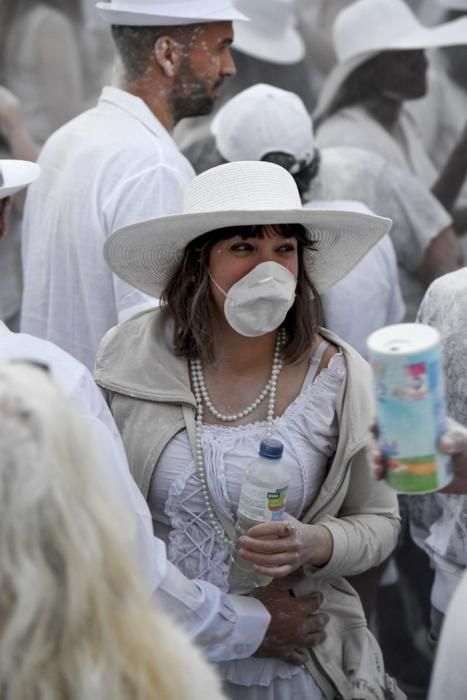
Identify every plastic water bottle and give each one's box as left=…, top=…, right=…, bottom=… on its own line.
left=229, top=438, right=289, bottom=593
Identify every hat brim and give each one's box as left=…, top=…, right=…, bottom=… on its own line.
left=104, top=208, right=392, bottom=298
left=96, top=2, right=247, bottom=26
left=0, top=160, right=40, bottom=200
left=232, top=21, right=305, bottom=64
left=314, top=15, right=467, bottom=118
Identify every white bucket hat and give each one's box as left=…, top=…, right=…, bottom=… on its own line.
left=0, top=160, right=40, bottom=200
left=314, top=0, right=467, bottom=119
left=232, top=0, right=305, bottom=65
left=104, top=161, right=391, bottom=297
left=96, top=0, right=247, bottom=26
left=212, top=84, right=314, bottom=166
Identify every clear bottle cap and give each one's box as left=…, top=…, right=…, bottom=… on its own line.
left=259, top=438, right=284, bottom=459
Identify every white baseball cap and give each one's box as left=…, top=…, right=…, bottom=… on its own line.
left=0, top=160, right=40, bottom=200
left=211, top=83, right=315, bottom=167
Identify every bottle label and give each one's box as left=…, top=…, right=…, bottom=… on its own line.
left=238, top=483, right=288, bottom=523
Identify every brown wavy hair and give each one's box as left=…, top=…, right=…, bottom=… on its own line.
left=160, top=223, right=322, bottom=365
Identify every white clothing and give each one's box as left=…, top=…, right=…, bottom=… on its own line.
left=21, top=87, right=194, bottom=370
left=409, top=269, right=467, bottom=614
left=307, top=146, right=451, bottom=320
left=0, top=322, right=269, bottom=662
left=428, top=569, right=467, bottom=700
left=149, top=348, right=346, bottom=699
left=304, top=201, right=404, bottom=356
left=3, top=5, right=85, bottom=146
left=316, top=104, right=439, bottom=189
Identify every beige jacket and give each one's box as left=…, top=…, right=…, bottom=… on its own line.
left=95, top=309, right=404, bottom=700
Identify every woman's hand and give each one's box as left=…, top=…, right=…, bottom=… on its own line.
left=238, top=515, right=333, bottom=578
left=252, top=580, right=328, bottom=665
left=369, top=418, right=467, bottom=494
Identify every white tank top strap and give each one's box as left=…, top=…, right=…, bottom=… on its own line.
left=308, top=339, right=332, bottom=382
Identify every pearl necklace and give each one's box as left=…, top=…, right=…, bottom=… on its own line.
left=189, top=329, right=286, bottom=544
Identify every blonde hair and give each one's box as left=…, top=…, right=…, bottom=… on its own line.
left=0, top=363, right=224, bottom=700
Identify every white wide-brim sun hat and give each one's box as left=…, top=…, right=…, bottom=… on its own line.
left=314, top=0, right=467, bottom=119
left=104, top=161, right=392, bottom=298
left=96, top=0, right=247, bottom=26
left=232, top=0, right=305, bottom=65
left=0, top=160, right=40, bottom=200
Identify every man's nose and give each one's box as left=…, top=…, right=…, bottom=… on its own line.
left=221, top=48, right=236, bottom=77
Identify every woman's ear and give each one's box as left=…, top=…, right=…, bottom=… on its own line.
left=153, top=36, right=184, bottom=79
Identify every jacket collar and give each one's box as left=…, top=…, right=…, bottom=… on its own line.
left=95, top=309, right=196, bottom=407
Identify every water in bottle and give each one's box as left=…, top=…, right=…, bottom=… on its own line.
left=229, top=437, right=289, bottom=593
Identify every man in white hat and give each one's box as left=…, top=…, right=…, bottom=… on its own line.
left=315, top=0, right=467, bottom=227
left=20, top=0, right=244, bottom=370
left=1, top=158, right=324, bottom=666
left=176, top=0, right=315, bottom=163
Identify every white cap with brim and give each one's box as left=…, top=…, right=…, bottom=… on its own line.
left=233, top=0, right=305, bottom=65
left=96, top=0, right=248, bottom=26
left=314, top=0, right=467, bottom=119
left=0, top=160, right=40, bottom=200
left=211, top=83, right=314, bottom=165
left=104, top=160, right=392, bottom=298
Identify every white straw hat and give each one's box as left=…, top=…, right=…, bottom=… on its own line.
left=96, top=0, right=247, bottom=26
left=104, top=161, right=391, bottom=297
left=0, top=160, right=40, bottom=200
left=232, top=0, right=305, bottom=65
left=314, top=0, right=467, bottom=119
left=211, top=84, right=314, bottom=165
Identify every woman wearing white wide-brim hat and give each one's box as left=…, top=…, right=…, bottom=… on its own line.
left=314, top=0, right=467, bottom=227
left=96, top=160, right=404, bottom=700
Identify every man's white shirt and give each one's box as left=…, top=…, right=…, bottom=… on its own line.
left=21, top=87, right=194, bottom=369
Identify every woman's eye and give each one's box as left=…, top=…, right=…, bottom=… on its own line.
left=278, top=244, right=296, bottom=253
left=231, top=243, right=253, bottom=252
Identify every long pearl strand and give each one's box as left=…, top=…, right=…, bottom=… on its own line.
left=189, top=330, right=285, bottom=544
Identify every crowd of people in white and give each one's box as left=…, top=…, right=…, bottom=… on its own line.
left=1, top=1, right=467, bottom=699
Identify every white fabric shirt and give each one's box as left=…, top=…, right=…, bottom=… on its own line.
left=0, top=322, right=269, bottom=661
left=307, top=146, right=452, bottom=320
left=316, top=104, right=439, bottom=189
left=21, top=87, right=194, bottom=370
left=428, top=570, right=467, bottom=700
left=150, top=347, right=345, bottom=698
left=409, top=269, right=467, bottom=614
left=304, top=199, right=404, bottom=357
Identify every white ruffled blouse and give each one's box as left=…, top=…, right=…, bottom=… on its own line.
left=149, top=348, right=346, bottom=698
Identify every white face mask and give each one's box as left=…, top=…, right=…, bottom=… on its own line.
left=210, top=261, right=297, bottom=337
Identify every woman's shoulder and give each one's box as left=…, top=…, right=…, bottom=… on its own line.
left=95, top=309, right=178, bottom=389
